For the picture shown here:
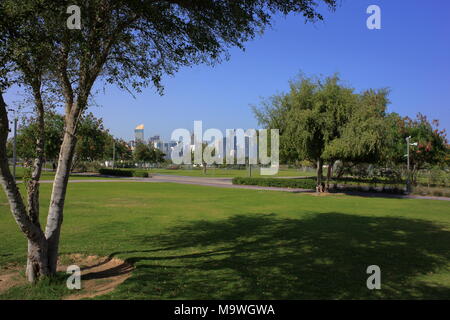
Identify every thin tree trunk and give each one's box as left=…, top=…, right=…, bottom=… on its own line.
left=325, top=161, right=334, bottom=192
left=45, top=111, right=79, bottom=274
left=316, top=158, right=323, bottom=192
left=0, top=92, right=49, bottom=280
left=45, top=130, right=77, bottom=273
left=25, top=84, right=47, bottom=281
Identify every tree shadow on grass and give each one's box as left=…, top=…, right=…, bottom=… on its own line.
left=112, top=213, right=450, bottom=299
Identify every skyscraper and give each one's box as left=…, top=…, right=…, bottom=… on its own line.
left=135, top=124, right=144, bottom=142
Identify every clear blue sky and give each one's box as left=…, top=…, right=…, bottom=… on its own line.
left=5, top=0, right=450, bottom=141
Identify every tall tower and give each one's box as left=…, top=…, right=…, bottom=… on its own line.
left=135, top=124, right=144, bottom=142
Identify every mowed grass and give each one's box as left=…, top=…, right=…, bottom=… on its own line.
left=0, top=182, right=449, bottom=299
left=149, top=167, right=316, bottom=177
left=11, top=167, right=114, bottom=181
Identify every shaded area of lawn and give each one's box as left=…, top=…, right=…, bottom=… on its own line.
left=0, top=182, right=449, bottom=299
left=105, top=213, right=450, bottom=299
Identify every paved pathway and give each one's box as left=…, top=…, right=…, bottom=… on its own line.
left=30, top=174, right=450, bottom=201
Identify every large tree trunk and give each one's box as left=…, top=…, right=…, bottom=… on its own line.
left=316, top=159, right=324, bottom=192
left=45, top=112, right=79, bottom=274
left=26, top=237, right=49, bottom=282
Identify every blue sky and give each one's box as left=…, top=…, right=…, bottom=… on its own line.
left=5, top=0, right=450, bottom=141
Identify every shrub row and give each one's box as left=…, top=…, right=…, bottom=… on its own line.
left=98, top=168, right=149, bottom=178
left=133, top=171, right=149, bottom=178
left=232, top=177, right=316, bottom=189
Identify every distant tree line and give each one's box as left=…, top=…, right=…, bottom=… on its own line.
left=7, top=112, right=167, bottom=170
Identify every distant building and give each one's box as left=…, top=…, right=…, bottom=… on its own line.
left=149, top=135, right=161, bottom=143
left=162, top=141, right=178, bottom=159
left=135, top=124, right=144, bottom=142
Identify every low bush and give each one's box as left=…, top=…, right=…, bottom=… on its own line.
left=133, top=171, right=149, bottom=178
left=232, top=177, right=316, bottom=189
left=98, top=168, right=133, bottom=177
left=99, top=168, right=150, bottom=178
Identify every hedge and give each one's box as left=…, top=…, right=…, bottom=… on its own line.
left=133, top=171, right=149, bottom=178
left=99, top=168, right=133, bottom=177
left=232, top=177, right=316, bottom=189
left=98, top=168, right=149, bottom=178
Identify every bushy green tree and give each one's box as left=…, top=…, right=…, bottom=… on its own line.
left=73, top=113, right=109, bottom=168
left=254, top=74, right=357, bottom=190
left=14, top=112, right=64, bottom=164
left=134, top=142, right=165, bottom=165
left=0, top=0, right=337, bottom=281
left=104, top=136, right=133, bottom=162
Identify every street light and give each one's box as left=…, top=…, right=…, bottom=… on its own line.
left=7, top=109, right=17, bottom=181
left=112, top=140, right=115, bottom=169
left=405, top=136, right=418, bottom=193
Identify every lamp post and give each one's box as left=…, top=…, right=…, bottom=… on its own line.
left=112, top=140, right=115, bottom=169
left=405, top=136, right=418, bottom=193
left=8, top=109, right=17, bottom=181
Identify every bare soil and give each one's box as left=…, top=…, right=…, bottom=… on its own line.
left=0, top=254, right=133, bottom=299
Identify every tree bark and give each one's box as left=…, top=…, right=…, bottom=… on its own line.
left=316, top=158, right=324, bottom=192
left=325, top=161, right=334, bottom=192
left=0, top=92, right=49, bottom=280
left=25, top=84, right=47, bottom=281
left=45, top=110, right=79, bottom=274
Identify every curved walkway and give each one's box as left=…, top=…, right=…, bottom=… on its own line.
left=29, top=174, right=450, bottom=201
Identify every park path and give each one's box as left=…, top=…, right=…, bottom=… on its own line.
left=31, top=174, right=450, bottom=201
left=35, top=174, right=313, bottom=193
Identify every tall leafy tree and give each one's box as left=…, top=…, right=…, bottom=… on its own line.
left=396, top=114, right=447, bottom=183
left=0, top=1, right=55, bottom=281
left=15, top=112, right=64, bottom=164
left=322, top=89, right=390, bottom=163
left=134, top=142, right=165, bottom=165
left=73, top=113, right=109, bottom=168
left=254, top=74, right=356, bottom=190
left=0, top=0, right=337, bottom=280
left=104, top=136, right=133, bottom=162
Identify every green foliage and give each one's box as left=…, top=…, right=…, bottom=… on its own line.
left=74, top=113, right=110, bottom=163
left=254, top=74, right=449, bottom=181
left=402, top=114, right=447, bottom=170
left=133, top=142, right=165, bottom=164
left=98, top=168, right=149, bottom=178
left=15, top=112, right=64, bottom=161
left=98, top=168, right=133, bottom=177
left=105, top=137, right=133, bottom=161
left=232, top=177, right=316, bottom=189
left=132, top=171, right=149, bottom=178
left=322, top=88, right=390, bottom=163
left=1, top=0, right=336, bottom=95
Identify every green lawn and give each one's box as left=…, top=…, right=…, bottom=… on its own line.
left=11, top=167, right=115, bottom=181
left=0, top=182, right=449, bottom=299
left=148, top=167, right=316, bottom=178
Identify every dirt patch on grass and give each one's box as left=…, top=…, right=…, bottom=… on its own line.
left=61, top=254, right=134, bottom=300
left=0, top=254, right=133, bottom=299
left=0, top=263, right=27, bottom=294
